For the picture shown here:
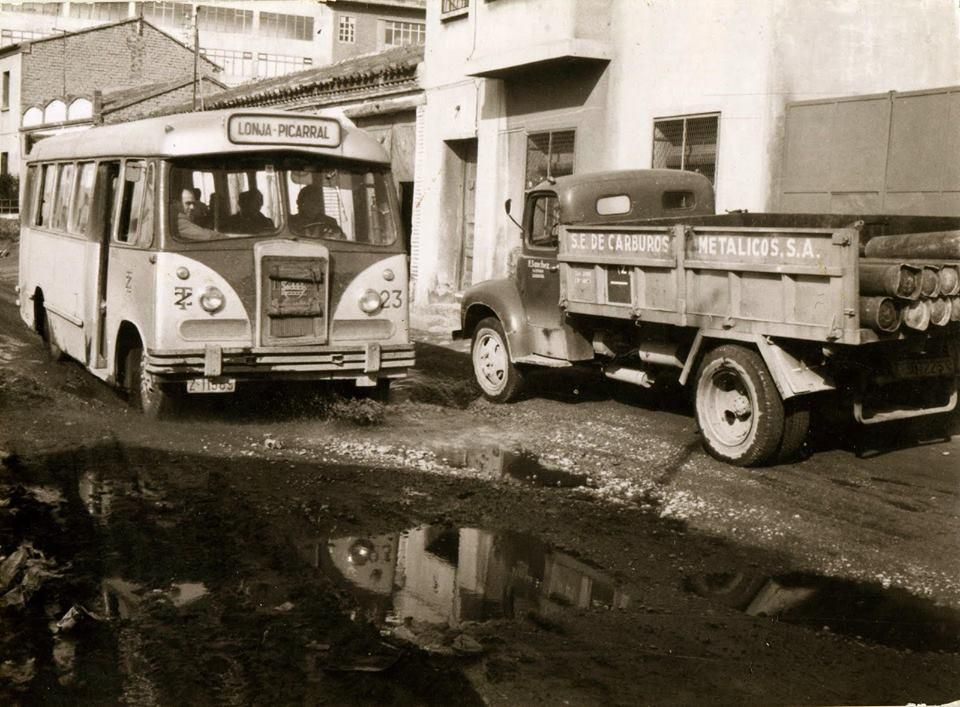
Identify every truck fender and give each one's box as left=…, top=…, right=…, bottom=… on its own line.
left=680, top=331, right=835, bottom=400
left=455, top=279, right=535, bottom=360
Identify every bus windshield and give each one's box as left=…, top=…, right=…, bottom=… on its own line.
left=169, top=157, right=398, bottom=246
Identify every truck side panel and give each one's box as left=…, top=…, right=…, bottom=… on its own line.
left=559, top=223, right=863, bottom=345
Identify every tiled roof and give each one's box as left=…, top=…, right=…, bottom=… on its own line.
left=102, top=75, right=228, bottom=113
left=203, top=43, right=423, bottom=109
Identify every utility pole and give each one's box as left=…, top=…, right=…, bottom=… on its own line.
left=192, top=4, right=200, bottom=111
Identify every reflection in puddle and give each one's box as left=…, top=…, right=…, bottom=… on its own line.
left=432, top=444, right=591, bottom=488
left=686, top=572, right=960, bottom=653
left=298, top=525, right=629, bottom=652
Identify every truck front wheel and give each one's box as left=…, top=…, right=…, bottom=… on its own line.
left=694, top=344, right=784, bottom=466
left=471, top=317, right=524, bottom=403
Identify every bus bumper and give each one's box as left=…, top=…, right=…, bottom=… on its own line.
left=144, top=343, right=415, bottom=381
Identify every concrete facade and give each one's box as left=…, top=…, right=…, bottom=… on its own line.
left=414, top=0, right=960, bottom=305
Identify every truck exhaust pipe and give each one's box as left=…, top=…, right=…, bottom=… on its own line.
left=859, top=262, right=921, bottom=300
left=859, top=296, right=901, bottom=333
left=603, top=364, right=654, bottom=388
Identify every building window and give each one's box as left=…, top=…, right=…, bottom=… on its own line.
left=2, top=71, right=8, bottom=111
left=382, top=20, right=425, bottom=47
left=69, top=2, right=129, bottom=21
left=260, top=11, right=314, bottom=41
left=1, top=152, right=7, bottom=176
left=139, top=2, right=192, bottom=30
left=652, top=113, right=720, bottom=186
left=197, top=5, right=253, bottom=33
left=525, top=130, right=575, bottom=189
left=441, top=0, right=469, bottom=14
left=338, top=15, right=355, bottom=43
left=1, top=2, right=61, bottom=15
left=200, top=47, right=310, bottom=80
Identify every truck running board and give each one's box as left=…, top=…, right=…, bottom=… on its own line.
left=512, top=354, right=573, bottom=368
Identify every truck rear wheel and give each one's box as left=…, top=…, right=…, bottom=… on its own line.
left=471, top=317, right=524, bottom=403
left=694, top=344, right=784, bottom=466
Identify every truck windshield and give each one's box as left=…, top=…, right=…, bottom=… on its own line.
left=168, top=157, right=398, bottom=245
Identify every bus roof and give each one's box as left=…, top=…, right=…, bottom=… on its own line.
left=26, top=108, right=391, bottom=165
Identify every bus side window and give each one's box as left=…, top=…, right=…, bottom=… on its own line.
left=36, top=164, right=56, bottom=227
left=138, top=164, right=155, bottom=247
left=51, top=163, right=75, bottom=232
left=70, top=162, right=96, bottom=236
left=99, top=162, right=121, bottom=243
left=116, top=160, right=146, bottom=245
left=24, top=165, right=37, bottom=224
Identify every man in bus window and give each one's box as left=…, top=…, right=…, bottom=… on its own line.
left=290, top=184, right=342, bottom=238
left=176, top=188, right=216, bottom=240
left=224, top=189, right=273, bottom=234
left=191, top=187, right=212, bottom=227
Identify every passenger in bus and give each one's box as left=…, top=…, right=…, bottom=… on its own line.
left=176, top=188, right=217, bottom=241
left=290, top=184, right=342, bottom=238
left=191, top=188, right=212, bottom=227
left=224, top=189, right=274, bottom=234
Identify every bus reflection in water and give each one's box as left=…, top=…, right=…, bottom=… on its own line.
left=17, top=110, right=413, bottom=417
left=300, top=526, right=631, bottom=630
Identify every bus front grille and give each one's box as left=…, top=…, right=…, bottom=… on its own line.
left=260, top=256, right=328, bottom=346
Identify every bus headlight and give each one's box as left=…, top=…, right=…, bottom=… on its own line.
left=199, top=286, right=226, bottom=314
left=359, top=289, right=383, bottom=315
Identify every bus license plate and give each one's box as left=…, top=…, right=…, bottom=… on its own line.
left=893, top=358, right=954, bottom=379
left=186, top=378, right=236, bottom=394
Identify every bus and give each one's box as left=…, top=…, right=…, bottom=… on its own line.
left=16, top=108, right=414, bottom=416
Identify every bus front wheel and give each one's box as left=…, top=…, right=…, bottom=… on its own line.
left=124, top=347, right=176, bottom=419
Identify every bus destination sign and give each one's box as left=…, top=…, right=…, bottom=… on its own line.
left=227, top=114, right=342, bottom=148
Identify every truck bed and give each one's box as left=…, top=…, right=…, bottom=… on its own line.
left=557, top=214, right=960, bottom=346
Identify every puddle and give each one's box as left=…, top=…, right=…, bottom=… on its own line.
left=685, top=571, right=960, bottom=653
left=298, top=525, right=629, bottom=653
left=432, top=444, right=591, bottom=488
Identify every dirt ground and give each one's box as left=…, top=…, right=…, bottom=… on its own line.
left=1, top=242, right=959, bottom=705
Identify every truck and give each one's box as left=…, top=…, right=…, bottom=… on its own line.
left=453, top=170, right=960, bottom=466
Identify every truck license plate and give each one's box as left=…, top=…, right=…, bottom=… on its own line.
left=186, top=378, right=236, bottom=394
left=893, top=358, right=954, bottom=379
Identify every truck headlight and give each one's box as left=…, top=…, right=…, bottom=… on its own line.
left=199, top=286, right=226, bottom=314
left=359, top=289, right=383, bottom=315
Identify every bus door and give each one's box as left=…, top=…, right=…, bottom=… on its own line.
left=92, top=161, right=120, bottom=368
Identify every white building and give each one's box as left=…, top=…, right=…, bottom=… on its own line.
left=413, top=0, right=960, bottom=307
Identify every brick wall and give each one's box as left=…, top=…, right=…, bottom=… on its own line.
left=21, top=21, right=217, bottom=109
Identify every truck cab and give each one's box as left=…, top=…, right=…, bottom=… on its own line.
left=455, top=169, right=715, bottom=377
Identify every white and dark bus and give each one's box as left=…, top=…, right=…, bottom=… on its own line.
left=17, top=109, right=413, bottom=416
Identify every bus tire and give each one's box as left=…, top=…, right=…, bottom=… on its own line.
left=471, top=317, right=523, bottom=403
left=694, top=344, right=784, bottom=467
left=36, top=298, right=64, bottom=361
left=125, top=347, right=176, bottom=419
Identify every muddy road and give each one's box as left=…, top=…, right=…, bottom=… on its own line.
left=1, top=280, right=959, bottom=705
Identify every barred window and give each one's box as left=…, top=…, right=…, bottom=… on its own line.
left=652, top=113, right=720, bottom=186
left=382, top=20, right=424, bottom=47
left=69, top=2, right=129, bottom=21
left=139, top=1, right=192, bottom=30
left=260, top=11, right=314, bottom=41
left=441, top=0, right=469, bottom=14
left=197, top=5, right=252, bottom=33
left=525, top=130, right=575, bottom=189
left=337, top=15, right=355, bottom=43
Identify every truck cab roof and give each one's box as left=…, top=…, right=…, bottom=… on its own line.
left=530, top=169, right=716, bottom=225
